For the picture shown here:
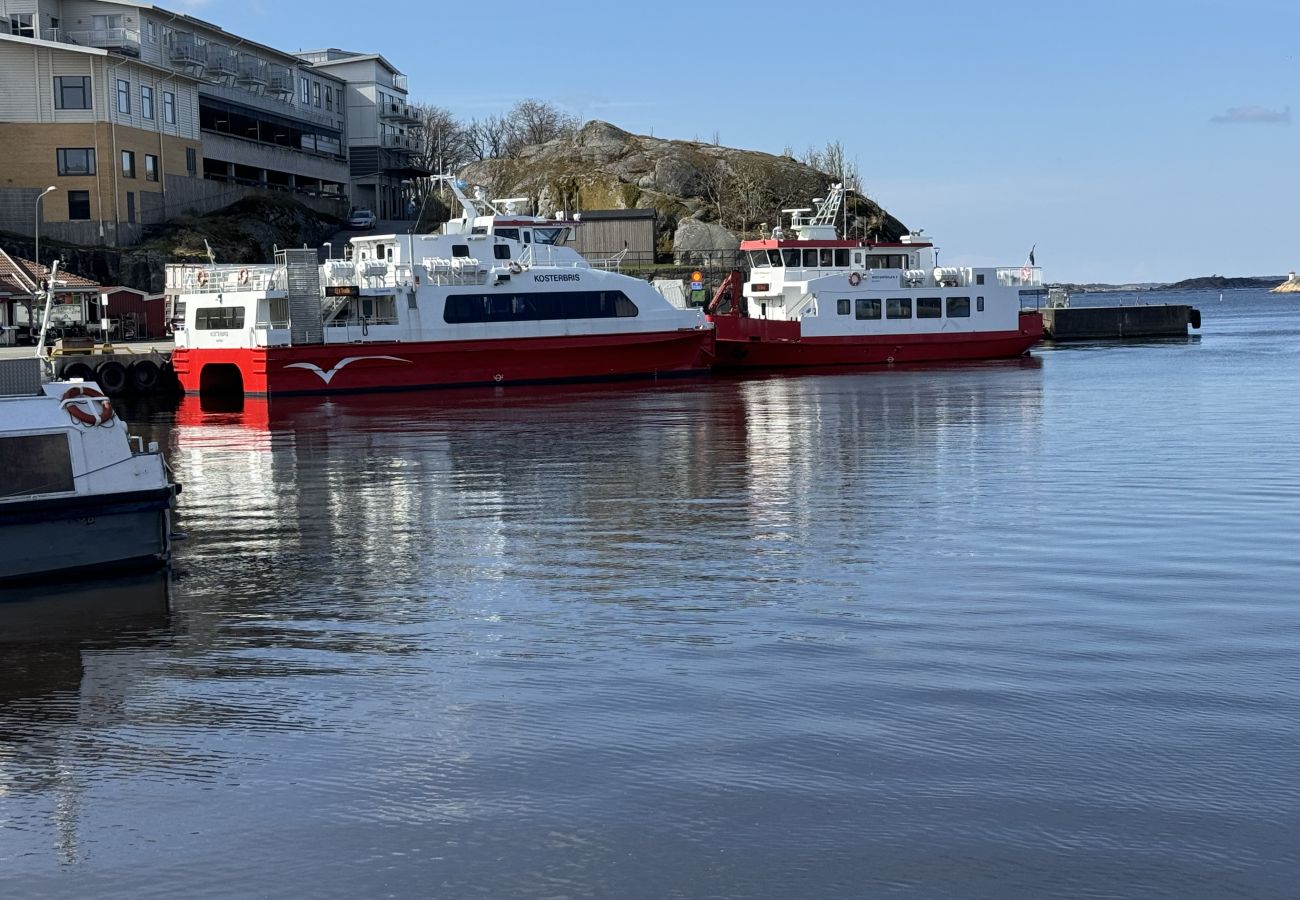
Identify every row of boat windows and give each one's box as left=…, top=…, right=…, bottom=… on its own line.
left=195, top=308, right=246, bottom=330
left=834, top=296, right=983, bottom=320
left=1, top=434, right=74, bottom=497
left=444, top=291, right=639, bottom=324
left=749, top=250, right=911, bottom=269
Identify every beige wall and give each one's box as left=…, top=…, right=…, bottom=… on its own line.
left=0, top=121, right=202, bottom=226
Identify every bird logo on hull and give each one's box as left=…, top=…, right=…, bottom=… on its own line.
left=285, top=356, right=412, bottom=385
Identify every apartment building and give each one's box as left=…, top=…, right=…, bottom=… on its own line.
left=0, top=1, right=349, bottom=246
left=298, top=49, right=426, bottom=221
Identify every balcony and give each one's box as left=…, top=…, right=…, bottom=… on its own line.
left=205, top=45, right=237, bottom=79
left=379, top=99, right=420, bottom=125
left=50, top=27, right=141, bottom=57
left=236, top=56, right=267, bottom=87
left=391, top=73, right=408, bottom=91
left=267, top=65, right=294, bottom=97
left=167, top=33, right=205, bottom=69
left=381, top=132, right=424, bottom=153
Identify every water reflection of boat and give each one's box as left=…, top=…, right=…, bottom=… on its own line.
left=0, top=569, right=172, bottom=706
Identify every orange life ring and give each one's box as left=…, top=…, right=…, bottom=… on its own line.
left=61, top=386, right=114, bottom=427
left=848, top=272, right=862, bottom=287
left=238, top=267, right=250, bottom=285
left=196, top=269, right=209, bottom=287
left=1020, top=266, right=1032, bottom=281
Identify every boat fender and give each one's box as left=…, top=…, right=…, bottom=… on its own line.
left=1190, top=308, right=1201, bottom=329
left=848, top=272, right=862, bottom=287
left=238, top=267, right=250, bottom=286
left=508, top=262, right=523, bottom=275
left=61, top=386, right=115, bottom=427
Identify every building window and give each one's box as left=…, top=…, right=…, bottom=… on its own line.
left=122, top=150, right=136, bottom=178
left=186, top=147, right=197, bottom=174
left=145, top=154, right=159, bottom=182
left=917, top=297, right=942, bottom=318
left=163, top=92, right=176, bottom=125
left=68, top=191, right=91, bottom=220
left=836, top=298, right=850, bottom=315
left=145, top=20, right=156, bottom=42
left=141, top=86, right=154, bottom=120
left=54, top=76, right=91, bottom=110
left=313, top=82, right=321, bottom=107
left=946, top=297, right=971, bottom=318
left=325, top=88, right=333, bottom=111
left=126, top=191, right=136, bottom=224
left=56, top=148, right=96, bottom=176
left=117, top=79, right=131, bottom=114
left=9, top=13, right=34, bottom=37
left=300, top=76, right=309, bottom=104
left=855, top=298, right=882, bottom=320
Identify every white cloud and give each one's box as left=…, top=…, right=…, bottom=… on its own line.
left=1210, top=105, right=1291, bottom=125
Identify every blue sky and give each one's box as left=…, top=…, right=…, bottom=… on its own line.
left=186, top=0, right=1296, bottom=283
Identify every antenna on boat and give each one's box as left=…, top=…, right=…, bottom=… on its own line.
left=34, top=260, right=61, bottom=367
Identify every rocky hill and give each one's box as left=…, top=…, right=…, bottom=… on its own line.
left=459, top=121, right=907, bottom=254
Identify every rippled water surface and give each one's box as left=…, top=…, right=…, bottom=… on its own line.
left=3, top=289, right=1298, bottom=898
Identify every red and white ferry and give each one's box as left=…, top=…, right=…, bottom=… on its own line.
left=168, top=183, right=712, bottom=396
left=708, top=184, right=1043, bottom=368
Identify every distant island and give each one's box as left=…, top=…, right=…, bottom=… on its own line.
left=1057, top=275, right=1288, bottom=293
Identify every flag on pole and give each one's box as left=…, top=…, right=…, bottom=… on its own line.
left=1028, top=245, right=1036, bottom=266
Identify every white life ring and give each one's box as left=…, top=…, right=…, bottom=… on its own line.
left=196, top=269, right=209, bottom=287
left=1020, top=266, right=1032, bottom=281
left=848, top=272, right=862, bottom=287
left=508, top=262, right=523, bottom=275
left=238, top=267, right=251, bottom=286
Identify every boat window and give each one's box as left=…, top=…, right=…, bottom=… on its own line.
left=977, top=296, right=984, bottom=312
left=782, top=249, right=801, bottom=267
left=443, top=290, right=640, bottom=324
left=451, top=244, right=470, bottom=258
left=947, top=296, right=971, bottom=317
left=855, top=298, right=881, bottom=320
left=493, top=244, right=512, bottom=260
left=886, top=297, right=912, bottom=319
left=976, top=273, right=985, bottom=285
left=0, top=434, right=74, bottom=497
left=749, top=250, right=770, bottom=268
left=819, top=249, right=834, bottom=267
left=195, top=307, right=245, bottom=329
left=837, top=298, right=850, bottom=315
left=533, top=227, right=565, bottom=245
left=471, top=226, right=488, bottom=235
left=495, top=228, right=520, bottom=242
left=834, top=249, right=849, bottom=267
left=803, top=249, right=818, bottom=267
left=917, top=297, right=942, bottom=318
left=866, top=254, right=907, bottom=270
left=852, top=251, right=864, bottom=267
left=767, top=250, right=783, bottom=266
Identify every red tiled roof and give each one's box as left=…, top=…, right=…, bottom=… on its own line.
left=0, top=248, right=101, bottom=293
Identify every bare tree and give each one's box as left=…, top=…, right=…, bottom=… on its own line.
left=801, top=140, right=862, bottom=193
left=503, top=99, right=579, bottom=156
left=410, top=103, right=471, bottom=176
left=466, top=114, right=513, bottom=161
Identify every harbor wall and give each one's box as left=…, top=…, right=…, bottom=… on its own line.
left=1041, top=305, right=1198, bottom=340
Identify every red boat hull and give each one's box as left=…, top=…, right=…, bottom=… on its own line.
left=172, top=329, right=714, bottom=396
left=709, top=313, right=1043, bottom=368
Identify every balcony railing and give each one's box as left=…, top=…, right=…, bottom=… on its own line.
left=50, top=27, right=141, bottom=56
left=205, top=45, right=237, bottom=77
left=167, top=35, right=205, bottom=67
left=236, top=57, right=267, bottom=85
left=379, top=100, right=419, bottom=123
left=381, top=132, right=424, bottom=152
left=392, top=73, right=408, bottom=91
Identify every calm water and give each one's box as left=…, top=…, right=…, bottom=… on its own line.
left=3, top=289, right=1298, bottom=899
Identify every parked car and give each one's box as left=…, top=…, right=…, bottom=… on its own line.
left=347, top=208, right=377, bottom=229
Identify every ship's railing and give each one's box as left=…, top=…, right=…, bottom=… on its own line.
left=321, top=261, right=415, bottom=291
left=166, top=264, right=284, bottom=294
left=515, top=244, right=593, bottom=270
left=996, top=266, right=1043, bottom=287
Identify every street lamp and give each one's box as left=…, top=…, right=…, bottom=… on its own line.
left=34, top=185, right=56, bottom=281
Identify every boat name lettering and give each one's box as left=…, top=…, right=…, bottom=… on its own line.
left=533, top=273, right=580, bottom=283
